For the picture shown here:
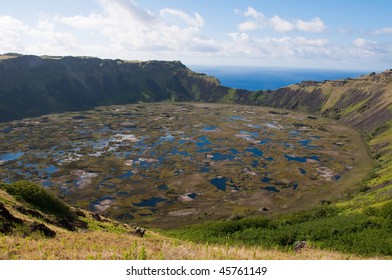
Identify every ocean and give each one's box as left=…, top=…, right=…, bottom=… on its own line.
left=189, top=66, right=368, bottom=91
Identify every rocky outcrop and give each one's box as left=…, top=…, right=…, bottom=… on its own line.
left=0, top=202, right=22, bottom=234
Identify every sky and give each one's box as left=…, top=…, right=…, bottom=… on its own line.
left=1, top=0, right=392, bottom=70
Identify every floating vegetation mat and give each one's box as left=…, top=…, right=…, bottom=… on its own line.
left=0, top=103, right=370, bottom=228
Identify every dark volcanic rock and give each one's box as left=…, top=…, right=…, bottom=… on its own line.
left=29, top=222, right=56, bottom=238
left=14, top=205, right=44, bottom=219
left=0, top=202, right=22, bottom=233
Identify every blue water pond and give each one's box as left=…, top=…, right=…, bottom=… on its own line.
left=196, top=136, right=212, bottom=148
left=210, top=177, right=230, bottom=191
left=133, top=197, right=167, bottom=207
left=262, top=186, right=280, bottom=193
left=202, top=126, right=218, bottom=131
left=0, top=151, right=24, bottom=162
left=284, top=154, right=320, bottom=163
left=157, top=184, right=169, bottom=190
left=245, top=147, right=263, bottom=157
left=118, top=170, right=134, bottom=180
left=211, top=153, right=235, bottom=161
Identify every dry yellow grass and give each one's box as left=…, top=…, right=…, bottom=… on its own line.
left=0, top=230, right=368, bottom=260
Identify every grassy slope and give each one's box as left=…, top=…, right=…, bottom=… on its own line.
left=0, top=187, right=364, bottom=260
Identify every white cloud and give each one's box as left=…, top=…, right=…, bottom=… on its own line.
left=354, top=38, right=367, bottom=47
left=295, top=17, right=326, bottom=32
left=0, top=16, right=30, bottom=32
left=270, top=16, right=294, bottom=32
left=239, top=21, right=259, bottom=32
left=98, top=0, right=155, bottom=23
left=244, top=6, right=265, bottom=20
left=160, top=8, right=204, bottom=28
left=57, top=13, right=104, bottom=30
left=237, top=7, right=325, bottom=33
left=51, top=0, right=211, bottom=58
left=225, top=33, right=331, bottom=59
left=0, top=16, right=26, bottom=50
left=372, top=27, right=392, bottom=35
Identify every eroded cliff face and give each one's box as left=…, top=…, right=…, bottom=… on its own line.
left=249, top=70, right=392, bottom=133
left=0, top=55, right=240, bottom=122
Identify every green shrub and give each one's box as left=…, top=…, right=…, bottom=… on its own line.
left=0, top=181, right=73, bottom=218
left=167, top=204, right=392, bottom=257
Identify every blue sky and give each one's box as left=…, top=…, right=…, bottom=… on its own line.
left=1, top=0, right=391, bottom=70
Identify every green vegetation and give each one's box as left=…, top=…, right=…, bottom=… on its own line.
left=221, top=88, right=237, bottom=103
left=341, top=97, right=371, bottom=115
left=167, top=202, right=392, bottom=256
left=0, top=181, right=73, bottom=218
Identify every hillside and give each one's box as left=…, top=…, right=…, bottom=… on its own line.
left=1, top=181, right=365, bottom=260
left=0, top=54, right=246, bottom=122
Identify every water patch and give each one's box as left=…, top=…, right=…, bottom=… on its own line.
left=284, top=154, right=320, bottom=163
left=0, top=151, right=24, bottom=163
left=333, top=174, right=342, bottom=181
left=117, top=191, right=129, bottom=196
left=118, top=170, right=134, bottom=180
left=95, top=125, right=112, bottom=133
left=229, top=116, right=248, bottom=121
left=42, top=165, right=58, bottom=174
left=260, top=139, right=272, bottom=145
left=298, top=139, right=318, bottom=149
left=247, top=124, right=261, bottom=129
left=179, top=137, right=193, bottom=145
left=299, top=168, right=307, bottom=175
left=133, top=197, right=167, bottom=207
left=157, top=184, right=169, bottom=190
left=179, top=192, right=198, bottom=202
left=210, top=177, right=230, bottom=191
left=210, top=153, right=235, bottom=161
left=187, top=193, right=198, bottom=199
left=245, top=147, right=263, bottom=157
left=159, top=134, right=175, bottom=143
left=199, top=167, right=210, bottom=173
left=261, top=177, right=272, bottom=183
left=172, top=148, right=192, bottom=158
left=239, top=130, right=259, bottom=138
left=99, top=178, right=117, bottom=189
left=202, top=126, right=218, bottom=131
left=262, top=186, right=280, bottom=193
left=0, top=127, right=14, bottom=133
left=196, top=136, right=212, bottom=148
